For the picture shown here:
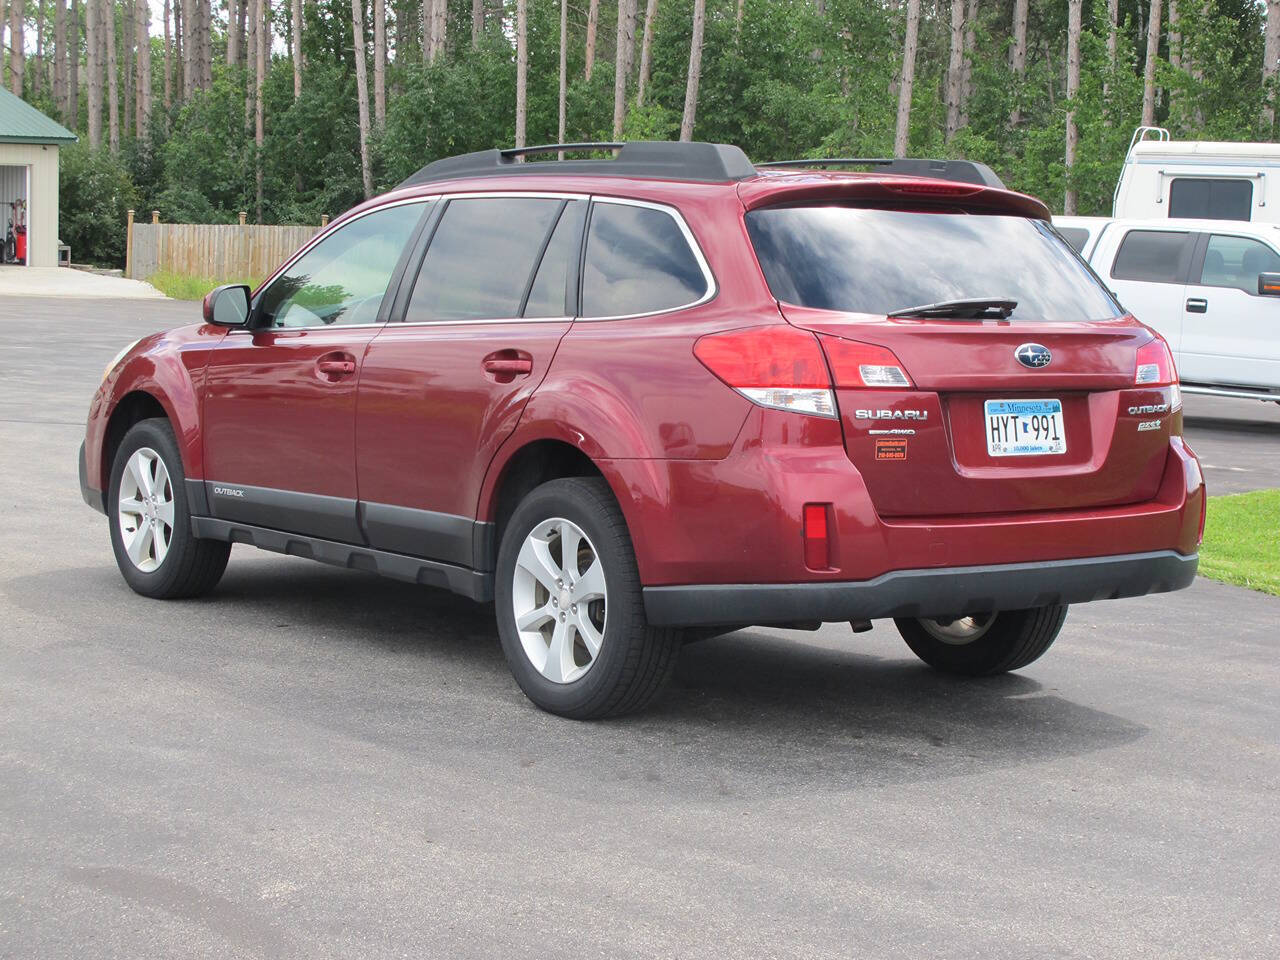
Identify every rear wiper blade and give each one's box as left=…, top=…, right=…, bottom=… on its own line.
left=887, top=298, right=1018, bottom=319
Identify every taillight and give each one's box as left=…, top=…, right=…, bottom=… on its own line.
left=818, top=335, right=914, bottom=388
left=1135, top=337, right=1177, bottom=386
left=693, top=325, right=836, bottom=418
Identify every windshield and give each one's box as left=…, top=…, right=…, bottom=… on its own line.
left=745, top=205, right=1123, bottom=322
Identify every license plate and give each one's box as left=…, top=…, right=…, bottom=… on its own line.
left=984, top=399, right=1067, bottom=456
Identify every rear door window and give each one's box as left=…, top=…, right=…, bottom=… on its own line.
left=523, top=200, right=586, bottom=318
left=1199, top=234, right=1280, bottom=293
left=406, top=197, right=564, bottom=322
left=1111, top=230, right=1196, bottom=284
left=1168, top=178, right=1253, bottom=221
left=581, top=201, right=710, bottom=318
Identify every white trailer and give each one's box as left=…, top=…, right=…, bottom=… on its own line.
left=1112, top=127, right=1280, bottom=224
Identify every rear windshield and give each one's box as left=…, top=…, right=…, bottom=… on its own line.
left=746, top=205, right=1122, bottom=322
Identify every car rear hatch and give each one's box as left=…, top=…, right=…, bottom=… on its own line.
left=743, top=189, right=1177, bottom=518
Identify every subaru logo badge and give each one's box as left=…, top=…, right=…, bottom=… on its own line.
left=1015, top=343, right=1052, bottom=368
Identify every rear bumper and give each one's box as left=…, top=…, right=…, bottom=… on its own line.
left=79, top=441, right=106, bottom=515
left=643, top=550, right=1198, bottom=627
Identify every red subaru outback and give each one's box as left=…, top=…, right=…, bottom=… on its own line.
left=80, top=142, right=1205, bottom=718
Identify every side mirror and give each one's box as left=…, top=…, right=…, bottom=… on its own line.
left=1258, top=273, right=1280, bottom=297
left=203, top=284, right=252, bottom=327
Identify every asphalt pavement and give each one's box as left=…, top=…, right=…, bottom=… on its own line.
left=2, top=296, right=1277, bottom=959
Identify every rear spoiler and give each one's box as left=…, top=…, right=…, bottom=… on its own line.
left=756, top=157, right=1006, bottom=189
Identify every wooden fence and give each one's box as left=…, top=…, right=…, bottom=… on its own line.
left=125, top=210, right=326, bottom=282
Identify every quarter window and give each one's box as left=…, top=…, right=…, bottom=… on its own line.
left=1169, top=178, right=1253, bottom=222
left=1056, top=226, right=1090, bottom=254
left=581, top=202, right=709, bottom=317
left=407, top=197, right=563, bottom=321
left=258, top=202, right=426, bottom=328
left=1200, top=234, right=1280, bottom=293
left=1111, top=230, right=1195, bottom=284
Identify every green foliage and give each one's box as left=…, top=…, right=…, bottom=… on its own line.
left=57, top=143, right=141, bottom=268
left=28, top=0, right=1280, bottom=267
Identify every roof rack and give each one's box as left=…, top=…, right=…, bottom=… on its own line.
left=756, top=157, right=1006, bottom=189
left=399, top=140, right=757, bottom=188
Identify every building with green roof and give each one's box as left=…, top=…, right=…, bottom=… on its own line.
left=0, top=87, right=77, bottom=268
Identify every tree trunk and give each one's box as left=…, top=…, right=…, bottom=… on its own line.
left=8, top=0, right=24, bottom=96
left=136, top=0, right=150, bottom=139
left=244, top=0, right=255, bottom=127
left=1168, top=0, right=1181, bottom=71
left=35, top=0, right=45, bottom=98
left=87, top=0, right=102, bottom=146
left=471, top=0, right=481, bottom=45
left=227, top=0, right=239, bottom=64
left=1009, top=0, right=1028, bottom=125
left=612, top=0, right=637, bottom=138
left=292, top=0, right=302, bottom=98
left=162, top=0, right=171, bottom=111
left=894, top=0, right=920, bottom=156
left=427, top=0, right=445, bottom=62
left=124, top=0, right=135, bottom=137
left=1064, top=0, right=1082, bottom=214
left=352, top=0, right=373, bottom=198
left=373, top=0, right=384, bottom=124
left=255, top=0, right=265, bottom=220
left=172, top=0, right=182, bottom=103
left=1265, top=1, right=1280, bottom=128
left=106, top=0, right=119, bottom=150
left=584, top=0, right=597, bottom=80
left=636, top=0, right=657, bottom=107
left=54, top=0, right=66, bottom=113
left=944, top=0, right=963, bottom=141
left=1142, top=0, right=1162, bottom=126
left=679, top=0, right=704, bottom=141
left=515, top=0, right=527, bottom=147
left=1104, top=0, right=1118, bottom=105
left=181, top=0, right=193, bottom=98
left=959, top=0, right=976, bottom=127
left=420, top=0, right=427, bottom=62
left=557, top=0, right=566, bottom=150
left=68, top=0, right=78, bottom=121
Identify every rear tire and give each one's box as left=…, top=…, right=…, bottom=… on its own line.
left=495, top=477, right=680, bottom=719
left=894, top=605, right=1068, bottom=676
left=108, top=418, right=230, bottom=599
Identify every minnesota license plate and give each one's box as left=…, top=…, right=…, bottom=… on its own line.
left=984, top=399, right=1067, bottom=456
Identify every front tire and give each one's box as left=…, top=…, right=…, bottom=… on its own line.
left=495, top=477, right=680, bottom=719
left=108, top=418, right=230, bottom=599
left=895, top=605, right=1068, bottom=676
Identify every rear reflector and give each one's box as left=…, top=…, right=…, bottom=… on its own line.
left=694, top=325, right=837, bottom=418
left=1135, top=337, right=1177, bottom=386
left=803, top=503, right=830, bottom=570
left=818, top=335, right=915, bottom=389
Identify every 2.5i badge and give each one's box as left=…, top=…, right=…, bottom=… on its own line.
left=875, top=438, right=909, bottom=461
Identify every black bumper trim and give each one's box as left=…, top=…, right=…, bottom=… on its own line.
left=642, top=551, right=1199, bottom=627
left=79, top=441, right=106, bottom=515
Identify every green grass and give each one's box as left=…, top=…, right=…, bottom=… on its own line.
left=146, top=270, right=261, bottom=301
left=1198, top=489, right=1280, bottom=596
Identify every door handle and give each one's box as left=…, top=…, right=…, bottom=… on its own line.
left=482, top=358, right=533, bottom=375
left=316, top=355, right=357, bottom=378
left=1186, top=298, right=1208, bottom=313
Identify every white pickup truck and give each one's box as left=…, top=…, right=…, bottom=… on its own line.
left=1053, top=216, right=1280, bottom=402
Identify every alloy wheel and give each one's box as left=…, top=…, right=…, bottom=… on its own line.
left=918, top=613, right=997, bottom=646
left=511, top=517, right=608, bottom=684
left=117, top=447, right=175, bottom=573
